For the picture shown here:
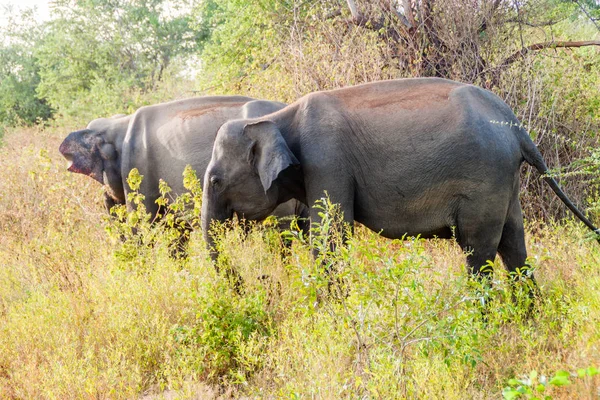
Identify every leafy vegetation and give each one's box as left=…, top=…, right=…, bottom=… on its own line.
left=0, top=8, right=53, bottom=131
left=0, top=127, right=599, bottom=398
left=4, top=0, right=599, bottom=215
left=1, top=0, right=600, bottom=398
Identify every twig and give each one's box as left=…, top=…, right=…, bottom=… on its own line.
left=573, top=0, right=600, bottom=32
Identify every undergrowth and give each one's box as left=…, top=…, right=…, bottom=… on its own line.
left=0, top=126, right=598, bottom=399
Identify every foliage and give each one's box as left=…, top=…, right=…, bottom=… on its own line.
left=503, top=367, right=599, bottom=399
left=35, top=0, right=202, bottom=120
left=1, top=126, right=600, bottom=398
left=0, top=7, right=53, bottom=129
left=0, top=0, right=203, bottom=128
left=104, top=165, right=202, bottom=262
left=192, top=0, right=289, bottom=97
left=1, top=0, right=600, bottom=398
left=546, top=144, right=600, bottom=226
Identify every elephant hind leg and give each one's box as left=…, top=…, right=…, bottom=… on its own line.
left=497, top=202, right=538, bottom=289
left=454, top=212, right=505, bottom=322
left=455, top=209, right=504, bottom=279
left=456, top=232, right=501, bottom=279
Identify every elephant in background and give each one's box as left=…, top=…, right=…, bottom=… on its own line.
left=201, top=78, right=599, bottom=284
left=59, top=96, right=309, bottom=242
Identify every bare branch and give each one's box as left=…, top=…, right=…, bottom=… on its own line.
left=346, top=0, right=360, bottom=20
left=503, top=17, right=564, bottom=28
left=402, top=0, right=416, bottom=29
left=479, top=0, right=504, bottom=33
left=380, top=0, right=412, bottom=30
left=323, top=8, right=342, bottom=20
left=421, top=0, right=435, bottom=38
left=573, top=0, right=600, bottom=32
left=499, top=40, right=600, bottom=68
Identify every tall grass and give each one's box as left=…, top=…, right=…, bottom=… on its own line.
left=0, top=126, right=599, bottom=398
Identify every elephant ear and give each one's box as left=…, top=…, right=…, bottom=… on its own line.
left=243, top=120, right=299, bottom=193
left=59, top=129, right=106, bottom=184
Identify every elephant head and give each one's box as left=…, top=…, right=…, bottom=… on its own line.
left=59, top=115, right=130, bottom=204
left=201, top=119, right=301, bottom=258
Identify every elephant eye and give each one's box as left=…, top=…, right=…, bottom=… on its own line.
left=210, top=176, right=221, bottom=187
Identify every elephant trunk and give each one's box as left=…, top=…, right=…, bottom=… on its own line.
left=201, top=195, right=245, bottom=293
left=201, top=193, right=232, bottom=266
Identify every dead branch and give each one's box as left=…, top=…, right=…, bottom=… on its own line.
left=503, top=17, right=564, bottom=28
left=346, top=0, right=359, bottom=20
left=499, top=40, right=600, bottom=68
left=323, top=8, right=342, bottom=20
left=380, top=0, right=412, bottom=30
left=479, top=0, right=504, bottom=33
left=402, top=0, right=416, bottom=29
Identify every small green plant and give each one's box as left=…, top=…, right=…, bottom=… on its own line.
left=503, top=367, right=599, bottom=399
left=104, top=165, right=203, bottom=262
left=170, top=281, right=274, bottom=384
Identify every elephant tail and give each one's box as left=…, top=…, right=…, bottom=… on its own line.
left=520, top=134, right=600, bottom=240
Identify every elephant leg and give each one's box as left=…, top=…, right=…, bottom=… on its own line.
left=454, top=210, right=504, bottom=320
left=497, top=201, right=539, bottom=299
left=455, top=211, right=504, bottom=279
left=103, top=192, right=119, bottom=214
left=497, top=203, right=529, bottom=277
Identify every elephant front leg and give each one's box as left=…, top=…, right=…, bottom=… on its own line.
left=103, top=191, right=120, bottom=214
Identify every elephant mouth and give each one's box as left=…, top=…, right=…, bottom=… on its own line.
left=59, top=141, right=73, bottom=166
left=62, top=152, right=75, bottom=171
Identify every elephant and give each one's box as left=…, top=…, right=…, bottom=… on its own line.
left=201, top=78, right=600, bottom=285
left=59, top=96, right=309, bottom=248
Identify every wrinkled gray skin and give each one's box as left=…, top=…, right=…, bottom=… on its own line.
left=202, top=78, right=600, bottom=282
left=59, top=96, right=308, bottom=233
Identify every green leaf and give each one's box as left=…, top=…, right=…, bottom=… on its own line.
left=548, top=370, right=571, bottom=387
left=535, top=383, right=545, bottom=393
left=502, top=387, right=522, bottom=400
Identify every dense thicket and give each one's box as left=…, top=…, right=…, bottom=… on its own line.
left=1, top=0, right=599, bottom=218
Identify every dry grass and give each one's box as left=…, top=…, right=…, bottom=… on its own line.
left=0, top=126, right=599, bottom=399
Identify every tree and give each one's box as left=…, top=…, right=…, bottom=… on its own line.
left=35, top=0, right=202, bottom=118
left=0, top=7, right=53, bottom=127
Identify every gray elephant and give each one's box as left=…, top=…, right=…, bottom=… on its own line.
left=201, top=78, right=599, bottom=283
left=59, top=96, right=309, bottom=239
